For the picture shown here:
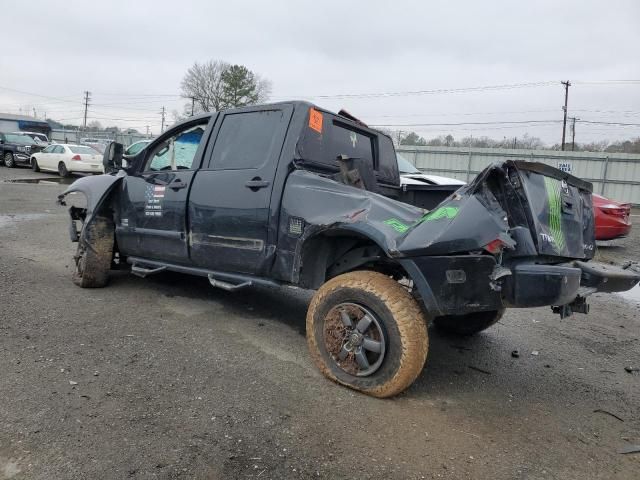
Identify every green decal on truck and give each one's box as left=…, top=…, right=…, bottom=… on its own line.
left=421, top=206, right=459, bottom=222
left=543, top=177, right=566, bottom=251
left=383, top=218, right=410, bottom=233
left=384, top=206, right=459, bottom=234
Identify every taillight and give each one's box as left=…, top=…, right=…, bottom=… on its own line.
left=601, top=206, right=629, bottom=218
left=484, top=238, right=506, bottom=255
left=71, top=154, right=82, bottom=161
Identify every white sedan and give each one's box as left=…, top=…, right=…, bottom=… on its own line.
left=31, top=144, right=104, bottom=177
left=397, top=154, right=466, bottom=186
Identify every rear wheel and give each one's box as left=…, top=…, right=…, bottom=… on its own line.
left=4, top=152, right=15, bottom=168
left=434, top=309, right=505, bottom=336
left=31, top=157, right=40, bottom=172
left=307, top=271, right=429, bottom=398
left=72, top=216, right=114, bottom=288
left=58, top=161, right=69, bottom=177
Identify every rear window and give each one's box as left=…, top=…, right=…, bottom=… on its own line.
left=69, top=146, right=98, bottom=154
left=296, top=111, right=399, bottom=185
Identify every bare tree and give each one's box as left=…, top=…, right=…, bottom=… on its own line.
left=180, top=60, right=272, bottom=113
left=180, top=60, right=230, bottom=113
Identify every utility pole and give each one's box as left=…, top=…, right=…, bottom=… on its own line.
left=560, top=80, right=571, bottom=151
left=160, top=106, right=166, bottom=132
left=145, top=125, right=150, bottom=137
left=33, top=107, right=37, bottom=119
left=82, top=91, right=91, bottom=131
left=570, top=117, right=579, bottom=151
left=190, top=97, right=195, bottom=116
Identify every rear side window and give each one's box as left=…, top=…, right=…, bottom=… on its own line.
left=69, top=146, right=98, bottom=154
left=296, top=112, right=399, bottom=185
left=331, top=123, right=374, bottom=165
left=210, top=110, right=285, bottom=170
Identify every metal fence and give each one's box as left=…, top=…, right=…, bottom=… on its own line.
left=397, top=146, right=640, bottom=205
left=50, top=128, right=150, bottom=147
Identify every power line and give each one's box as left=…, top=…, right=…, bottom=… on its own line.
left=370, top=120, right=562, bottom=127
left=281, top=81, right=558, bottom=100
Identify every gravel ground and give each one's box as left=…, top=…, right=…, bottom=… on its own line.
left=1, top=167, right=639, bottom=479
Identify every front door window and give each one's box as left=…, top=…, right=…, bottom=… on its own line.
left=145, top=126, right=205, bottom=172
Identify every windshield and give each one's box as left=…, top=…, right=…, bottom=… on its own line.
left=28, top=133, right=48, bottom=142
left=4, top=134, right=36, bottom=145
left=397, top=154, right=420, bottom=174
left=70, top=146, right=100, bottom=155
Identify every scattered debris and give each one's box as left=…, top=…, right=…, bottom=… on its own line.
left=531, top=350, right=539, bottom=356
left=593, top=409, right=624, bottom=422
left=624, top=366, right=639, bottom=373
left=511, top=350, right=520, bottom=358
left=69, top=380, right=78, bottom=386
left=618, top=445, right=640, bottom=455
left=468, top=365, right=492, bottom=375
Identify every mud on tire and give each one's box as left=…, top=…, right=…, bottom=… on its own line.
left=434, top=309, right=505, bottom=336
left=72, top=216, right=114, bottom=288
left=307, top=271, right=429, bottom=398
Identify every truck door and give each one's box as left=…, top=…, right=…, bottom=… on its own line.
left=116, top=117, right=213, bottom=263
left=188, top=105, right=293, bottom=274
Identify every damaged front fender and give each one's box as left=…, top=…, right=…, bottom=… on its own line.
left=57, top=171, right=125, bottom=242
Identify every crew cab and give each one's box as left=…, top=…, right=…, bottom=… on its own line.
left=0, top=132, right=45, bottom=167
left=58, top=101, right=640, bottom=397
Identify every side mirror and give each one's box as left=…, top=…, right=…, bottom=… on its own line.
left=103, top=142, right=124, bottom=173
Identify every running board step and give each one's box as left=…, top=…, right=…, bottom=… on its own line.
left=131, top=264, right=167, bottom=278
left=208, top=275, right=252, bottom=291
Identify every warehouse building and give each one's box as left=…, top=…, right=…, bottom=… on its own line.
left=0, top=113, right=51, bottom=138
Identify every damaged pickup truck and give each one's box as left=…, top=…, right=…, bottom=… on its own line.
left=58, top=101, right=640, bottom=398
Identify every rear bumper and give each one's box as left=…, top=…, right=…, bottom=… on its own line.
left=502, top=264, right=582, bottom=308
left=595, top=223, right=631, bottom=240
left=70, top=163, right=104, bottom=173
left=401, top=255, right=640, bottom=316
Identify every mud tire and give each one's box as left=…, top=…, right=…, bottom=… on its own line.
left=434, top=309, right=505, bottom=336
left=307, top=271, right=429, bottom=398
left=72, top=216, right=114, bottom=288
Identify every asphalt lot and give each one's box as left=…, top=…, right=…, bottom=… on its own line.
left=1, top=167, right=639, bottom=480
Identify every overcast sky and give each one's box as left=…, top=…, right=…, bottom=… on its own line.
left=2, top=0, right=639, bottom=144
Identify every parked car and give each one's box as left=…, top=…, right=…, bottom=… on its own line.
left=57, top=101, right=639, bottom=398
left=11, top=131, right=50, bottom=145
left=83, top=142, right=106, bottom=154
left=124, top=140, right=151, bottom=156
left=0, top=132, right=45, bottom=167
left=31, top=144, right=104, bottom=177
left=396, top=154, right=466, bottom=209
left=593, top=193, right=632, bottom=240
left=398, top=154, right=466, bottom=186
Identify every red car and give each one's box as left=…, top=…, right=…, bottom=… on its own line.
left=593, top=194, right=632, bottom=240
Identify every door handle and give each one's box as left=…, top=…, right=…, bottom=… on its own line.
left=245, top=177, right=270, bottom=191
left=170, top=179, right=187, bottom=190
